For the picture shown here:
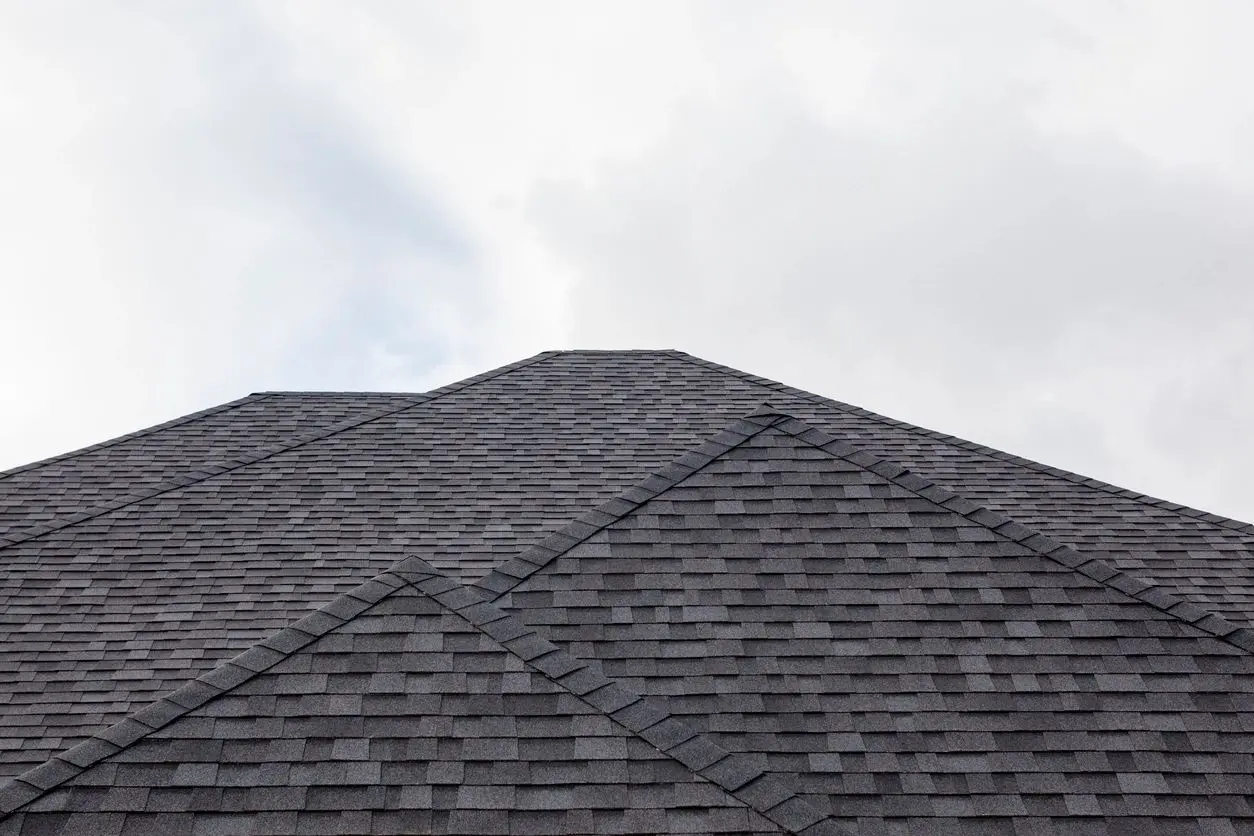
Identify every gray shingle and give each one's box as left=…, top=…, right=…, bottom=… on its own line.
left=499, top=420, right=1254, bottom=832
left=4, top=349, right=1254, bottom=834
left=0, top=580, right=779, bottom=834
left=5, top=350, right=1254, bottom=781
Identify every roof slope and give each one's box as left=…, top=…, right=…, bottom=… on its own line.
left=486, top=413, right=1254, bottom=834
left=0, top=558, right=834, bottom=836
left=0, top=392, right=421, bottom=533
left=6, top=406, right=1254, bottom=834
left=2, top=350, right=1252, bottom=782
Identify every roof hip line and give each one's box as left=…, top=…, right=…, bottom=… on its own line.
left=0, top=566, right=418, bottom=817
left=0, top=351, right=560, bottom=554
left=0, top=393, right=272, bottom=484
left=0, top=551, right=845, bottom=835
left=761, top=412, right=1254, bottom=657
left=483, top=403, right=1254, bottom=659
left=472, top=405, right=791, bottom=602
left=393, top=556, right=846, bottom=836
left=665, top=350, right=1254, bottom=537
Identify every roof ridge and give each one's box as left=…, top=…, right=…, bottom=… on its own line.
left=0, top=393, right=272, bottom=484
left=0, top=349, right=668, bottom=485
left=0, top=351, right=560, bottom=554
left=543, top=349, right=687, bottom=355
left=667, top=351, right=1254, bottom=537
left=473, top=407, right=790, bottom=601
left=250, top=389, right=427, bottom=397
left=0, top=550, right=844, bottom=835
left=392, top=556, right=845, bottom=836
left=759, top=412, right=1254, bottom=657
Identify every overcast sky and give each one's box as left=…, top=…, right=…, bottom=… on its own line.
left=2, top=1, right=1253, bottom=522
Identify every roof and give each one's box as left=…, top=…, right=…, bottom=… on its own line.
left=0, top=557, right=814, bottom=836
left=2, top=350, right=1254, bottom=833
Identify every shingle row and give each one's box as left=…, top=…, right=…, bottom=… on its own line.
left=4, top=350, right=1254, bottom=784
left=0, top=393, right=420, bottom=535
left=498, top=418, right=1254, bottom=833
left=1, top=555, right=844, bottom=835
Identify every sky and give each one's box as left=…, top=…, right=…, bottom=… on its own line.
left=2, top=1, right=1253, bottom=522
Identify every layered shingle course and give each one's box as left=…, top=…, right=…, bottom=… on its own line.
left=0, top=393, right=420, bottom=536
left=2, top=349, right=1254, bottom=834
left=0, top=556, right=839, bottom=835
left=492, top=413, right=1254, bottom=834
left=669, top=353, right=1254, bottom=623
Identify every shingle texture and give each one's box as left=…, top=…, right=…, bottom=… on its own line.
left=0, top=574, right=787, bottom=836
left=495, top=422, right=1254, bottom=834
left=2, top=348, right=1253, bottom=834
left=0, top=392, right=420, bottom=533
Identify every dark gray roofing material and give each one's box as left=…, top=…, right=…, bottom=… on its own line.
left=1, top=352, right=567, bottom=775
left=0, top=392, right=420, bottom=534
left=0, top=348, right=1252, bottom=823
left=675, top=353, right=1254, bottom=535
left=488, top=413, right=1254, bottom=834
left=5, top=403, right=1254, bottom=833
left=669, top=354, right=1254, bottom=623
left=0, top=556, right=833, bottom=835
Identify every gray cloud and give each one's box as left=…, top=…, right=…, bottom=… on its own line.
left=0, top=2, right=488, bottom=464
left=529, top=4, right=1254, bottom=519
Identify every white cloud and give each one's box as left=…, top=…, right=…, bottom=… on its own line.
left=524, top=1, right=1254, bottom=518
left=1, top=1, right=1252, bottom=523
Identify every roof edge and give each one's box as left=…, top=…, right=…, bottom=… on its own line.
left=761, top=413, right=1254, bottom=657
left=251, top=390, right=426, bottom=397
left=668, top=350, right=1254, bottom=536
left=0, top=394, right=272, bottom=483
left=0, top=351, right=561, bottom=554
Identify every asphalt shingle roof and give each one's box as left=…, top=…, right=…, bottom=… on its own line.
left=0, top=557, right=829, bottom=835
left=2, top=349, right=1253, bottom=833
left=486, top=412, right=1254, bottom=834
left=0, top=392, right=421, bottom=535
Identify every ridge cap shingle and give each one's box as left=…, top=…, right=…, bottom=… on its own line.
left=668, top=351, right=1254, bottom=537
left=549, top=348, right=686, bottom=355
left=0, top=567, right=412, bottom=818
left=250, top=389, right=426, bottom=397
left=761, top=414, right=1254, bottom=657
left=0, top=393, right=271, bottom=484
left=473, top=405, right=790, bottom=602
left=479, top=401, right=1254, bottom=660
left=0, top=350, right=561, bottom=554
left=394, top=556, right=847, bottom=836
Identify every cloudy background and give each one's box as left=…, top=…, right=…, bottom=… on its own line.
left=2, top=1, right=1253, bottom=520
